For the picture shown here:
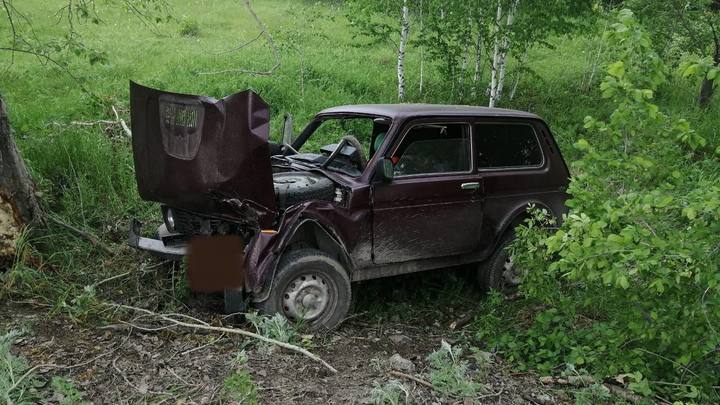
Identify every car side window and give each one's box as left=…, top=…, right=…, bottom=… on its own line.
left=392, top=123, right=471, bottom=176
left=475, top=123, right=543, bottom=169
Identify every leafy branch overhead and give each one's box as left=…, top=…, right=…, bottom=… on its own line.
left=0, top=0, right=172, bottom=95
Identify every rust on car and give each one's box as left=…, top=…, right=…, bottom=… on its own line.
left=127, top=82, right=570, bottom=330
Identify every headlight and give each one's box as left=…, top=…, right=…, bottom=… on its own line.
left=334, top=188, right=345, bottom=204
left=164, top=207, right=176, bottom=232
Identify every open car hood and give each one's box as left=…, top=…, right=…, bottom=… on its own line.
left=130, top=82, right=276, bottom=226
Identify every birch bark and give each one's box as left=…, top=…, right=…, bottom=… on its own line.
left=489, top=0, right=519, bottom=107
left=397, top=0, right=409, bottom=101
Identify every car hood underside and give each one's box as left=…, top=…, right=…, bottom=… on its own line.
left=129, top=82, right=277, bottom=227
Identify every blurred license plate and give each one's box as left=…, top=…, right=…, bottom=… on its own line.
left=187, top=235, right=244, bottom=292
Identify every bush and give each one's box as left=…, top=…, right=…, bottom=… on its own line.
left=478, top=9, right=720, bottom=402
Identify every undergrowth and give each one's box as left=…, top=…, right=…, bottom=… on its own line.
left=471, top=10, right=720, bottom=402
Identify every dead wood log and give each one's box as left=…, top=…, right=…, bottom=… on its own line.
left=0, top=96, right=42, bottom=269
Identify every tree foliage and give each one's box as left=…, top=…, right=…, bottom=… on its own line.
left=493, top=9, right=720, bottom=400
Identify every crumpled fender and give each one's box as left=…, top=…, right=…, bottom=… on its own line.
left=243, top=201, right=355, bottom=300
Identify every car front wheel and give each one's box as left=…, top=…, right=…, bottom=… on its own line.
left=255, top=248, right=351, bottom=330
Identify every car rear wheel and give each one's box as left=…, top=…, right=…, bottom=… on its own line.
left=255, top=248, right=351, bottom=330
left=477, top=235, right=522, bottom=295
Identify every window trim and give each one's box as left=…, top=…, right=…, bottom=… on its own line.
left=388, top=120, right=475, bottom=179
left=473, top=121, right=546, bottom=172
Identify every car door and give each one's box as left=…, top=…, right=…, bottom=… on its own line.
left=371, top=121, right=484, bottom=265
left=473, top=120, right=550, bottom=250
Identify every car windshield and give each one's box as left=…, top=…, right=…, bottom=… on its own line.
left=294, top=115, right=391, bottom=174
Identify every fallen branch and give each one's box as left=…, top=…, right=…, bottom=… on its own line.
left=603, top=383, right=644, bottom=403
left=388, top=370, right=434, bottom=389
left=111, top=105, right=132, bottom=137
left=69, top=105, right=131, bottom=137
left=113, top=303, right=338, bottom=374
left=46, top=214, right=114, bottom=255
left=540, top=375, right=645, bottom=403
left=448, top=312, right=474, bottom=330
left=198, top=0, right=280, bottom=76
left=539, top=375, right=595, bottom=386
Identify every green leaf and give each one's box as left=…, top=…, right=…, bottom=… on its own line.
left=607, top=61, right=625, bottom=78
left=708, top=68, right=718, bottom=81
left=574, top=139, right=590, bottom=151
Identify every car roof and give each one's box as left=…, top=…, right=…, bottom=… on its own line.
left=317, top=104, right=541, bottom=120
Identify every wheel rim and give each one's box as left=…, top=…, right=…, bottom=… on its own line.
left=501, top=254, right=522, bottom=289
left=281, top=272, right=333, bottom=321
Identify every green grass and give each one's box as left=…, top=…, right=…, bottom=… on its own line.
left=1, top=2, right=719, bottom=403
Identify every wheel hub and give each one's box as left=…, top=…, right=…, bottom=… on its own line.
left=502, top=256, right=522, bottom=287
left=282, top=273, right=330, bottom=320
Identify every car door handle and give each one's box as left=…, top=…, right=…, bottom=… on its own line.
left=461, top=182, right=480, bottom=190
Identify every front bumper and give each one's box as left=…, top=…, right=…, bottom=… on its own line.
left=128, top=219, right=187, bottom=260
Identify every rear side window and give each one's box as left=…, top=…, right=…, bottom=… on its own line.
left=392, top=123, right=471, bottom=176
left=475, top=123, right=543, bottom=169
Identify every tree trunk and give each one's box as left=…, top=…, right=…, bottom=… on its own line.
left=489, top=0, right=519, bottom=108
left=488, top=2, right=502, bottom=108
left=699, top=47, right=719, bottom=107
left=472, top=27, right=483, bottom=99
left=0, top=96, right=42, bottom=268
left=419, top=0, right=424, bottom=97
left=397, top=0, right=409, bottom=102
left=509, top=49, right=527, bottom=101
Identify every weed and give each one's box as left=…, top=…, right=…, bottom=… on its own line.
left=426, top=340, right=483, bottom=400
left=179, top=20, right=200, bottom=37
left=246, top=312, right=298, bottom=344
left=222, top=370, right=257, bottom=404
left=231, top=349, right=249, bottom=368
left=370, top=380, right=409, bottom=405
left=0, top=330, right=39, bottom=404
left=51, top=377, right=87, bottom=405
left=573, top=383, right=612, bottom=405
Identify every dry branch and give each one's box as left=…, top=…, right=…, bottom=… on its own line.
left=388, top=370, right=434, bottom=389
left=111, top=105, right=132, bottom=137
left=198, top=0, right=280, bottom=76
left=46, top=214, right=113, bottom=255
left=69, top=105, right=131, bottom=137
left=113, top=303, right=338, bottom=374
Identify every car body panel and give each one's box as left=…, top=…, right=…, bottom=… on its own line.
left=130, top=82, right=276, bottom=227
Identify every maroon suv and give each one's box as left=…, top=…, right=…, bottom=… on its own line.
left=128, top=82, right=570, bottom=329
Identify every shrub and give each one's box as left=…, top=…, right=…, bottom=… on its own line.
left=481, top=9, right=720, bottom=402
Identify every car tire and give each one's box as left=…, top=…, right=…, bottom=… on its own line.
left=273, top=171, right=335, bottom=210
left=255, top=248, right=351, bottom=330
left=477, top=234, right=522, bottom=294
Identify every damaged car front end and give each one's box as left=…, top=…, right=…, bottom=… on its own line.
left=127, top=82, right=377, bottom=328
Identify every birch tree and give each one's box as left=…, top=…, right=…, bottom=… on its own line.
left=346, top=0, right=418, bottom=101
left=398, top=0, right=410, bottom=101
left=488, top=0, right=518, bottom=108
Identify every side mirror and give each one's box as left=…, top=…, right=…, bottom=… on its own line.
left=373, top=158, right=394, bottom=183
